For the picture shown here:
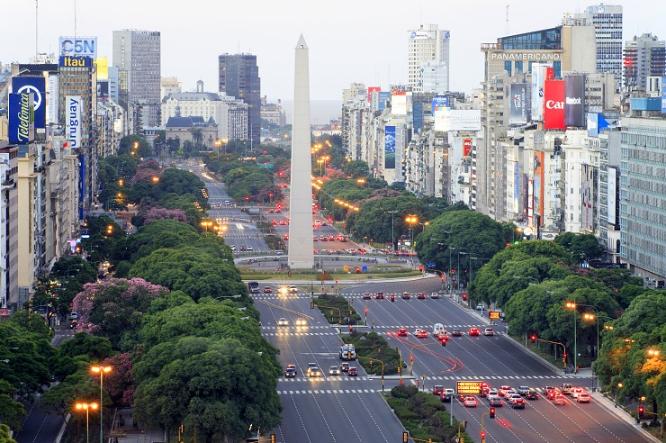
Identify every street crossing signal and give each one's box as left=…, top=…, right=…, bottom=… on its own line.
left=402, top=431, right=409, bottom=443
left=638, top=405, right=645, bottom=418
left=530, top=334, right=538, bottom=343
left=489, top=407, right=496, bottom=418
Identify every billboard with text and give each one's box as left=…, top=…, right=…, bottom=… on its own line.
left=59, top=36, right=97, bottom=58
left=543, top=79, right=565, bottom=130
left=434, top=109, right=481, bottom=132
left=8, top=92, right=34, bottom=144
left=565, top=74, right=585, bottom=127
left=65, top=96, right=82, bottom=150
left=509, top=83, right=529, bottom=126
left=12, top=76, right=46, bottom=129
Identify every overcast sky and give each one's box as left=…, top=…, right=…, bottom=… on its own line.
left=2, top=0, right=663, bottom=101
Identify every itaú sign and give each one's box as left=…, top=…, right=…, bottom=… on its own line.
left=489, top=52, right=561, bottom=61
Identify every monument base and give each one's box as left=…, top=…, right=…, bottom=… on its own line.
left=288, top=259, right=314, bottom=270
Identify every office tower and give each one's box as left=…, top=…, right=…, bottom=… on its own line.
left=218, top=54, right=260, bottom=147
left=288, top=36, right=314, bottom=269
left=623, top=33, right=666, bottom=92
left=408, top=25, right=450, bottom=93
left=582, top=4, right=623, bottom=87
left=113, top=30, right=161, bottom=129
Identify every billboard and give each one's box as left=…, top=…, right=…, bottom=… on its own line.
left=513, top=162, right=521, bottom=214
left=97, top=81, right=109, bottom=99
left=367, top=86, right=380, bottom=104
left=531, top=64, right=546, bottom=122
left=12, top=76, right=46, bottom=129
left=543, top=80, right=565, bottom=130
left=377, top=91, right=391, bottom=111
left=47, top=74, right=59, bottom=126
left=662, top=76, right=666, bottom=114
left=59, top=56, right=93, bottom=69
left=509, top=83, right=529, bottom=126
left=392, top=93, right=407, bottom=116
left=565, top=75, right=586, bottom=127
left=432, top=96, right=449, bottom=112
left=533, top=151, right=545, bottom=226
left=456, top=381, right=483, bottom=395
left=59, top=36, right=97, bottom=58
left=8, top=92, right=34, bottom=144
left=463, top=138, right=473, bottom=157
left=96, top=57, right=109, bottom=80
left=608, top=167, right=618, bottom=226
left=581, top=164, right=595, bottom=231
left=65, top=96, right=82, bottom=150
left=385, top=125, right=396, bottom=169
left=434, top=109, right=481, bottom=132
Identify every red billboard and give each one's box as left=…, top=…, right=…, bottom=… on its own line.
left=463, top=138, right=472, bottom=157
left=545, top=66, right=554, bottom=81
left=367, top=86, right=380, bottom=103
left=543, top=79, right=565, bottom=130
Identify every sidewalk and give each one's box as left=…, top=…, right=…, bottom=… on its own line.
left=110, top=408, right=165, bottom=443
left=591, top=392, right=662, bottom=443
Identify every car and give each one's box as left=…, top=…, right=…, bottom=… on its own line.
left=362, top=292, right=372, bottom=300
left=288, top=286, right=298, bottom=293
left=329, top=365, right=341, bottom=376
left=340, top=362, right=350, bottom=372
left=432, top=385, right=444, bottom=396
left=68, top=312, right=79, bottom=320
left=440, top=388, right=455, bottom=403
left=414, top=329, right=429, bottom=339
left=451, top=330, right=463, bottom=337
left=526, top=389, right=539, bottom=400
left=483, top=328, right=495, bottom=336
left=277, top=318, right=289, bottom=326
left=546, top=387, right=561, bottom=401
left=487, top=388, right=498, bottom=397
left=517, top=386, right=530, bottom=396
left=401, top=292, right=411, bottom=300
left=509, top=395, right=526, bottom=409
left=553, top=394, right=567, bottom=405
left=417, top=292, right=426, bottom=300
left=375, top=292, right=385, bottom=300
left=397, top=327, right=408, bottom=337
left=479, top=382, right=490, bottom=397
left=488, top=395, right=503, bottom=407
left=577, top=392, right=591, bottom=403
left=571, top=387, right=586, bottom=399
left=463, top=396, right=478, bottom=408
left=295, top=318, right=307, bottom=326
left=263, top=287, right=273, bottom=294
left=468, top=327, right=481, bottom=336
left=430, top=292, right=441, bottom=299
left=306, top=366, right=322, bottom=377
left=284, top=364, right=297, bottom=378
left=562, top=383, right=574, bottom=396
left=498, top=386, right=513, bottom=397
left=476, top=304, right=485, bottom=311
left=347, top=366, right=358, bottom=376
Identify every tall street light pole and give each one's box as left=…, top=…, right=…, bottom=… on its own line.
left=90, top=365, right=112, bottom=443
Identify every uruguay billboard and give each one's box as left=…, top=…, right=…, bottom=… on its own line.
left=65, top=96, right=82, bottom=150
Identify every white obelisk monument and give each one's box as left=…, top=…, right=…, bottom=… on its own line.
left=288, top=35, right=314, bottom=269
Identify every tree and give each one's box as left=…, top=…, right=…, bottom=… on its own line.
left=416, top=210, right=506, bottom=285
left=346, top=194, right=426, bottom=244
left=555, top=232, right=605, bottom=261
left=142, top=207, right=188, bottom=225
left=0, top=380, right=25, bottom=432
left=33, top=256, right=98, bottom=317
left=123, top=220, right=202, bottom=262
left=0, top=424, right=17, bottom=443
left=341, top=160, right=369, bottom=178
left=119, top=135, right=152, bottom=158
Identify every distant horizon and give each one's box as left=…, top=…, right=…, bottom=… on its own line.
left=281, top=99, right=341, bottom=125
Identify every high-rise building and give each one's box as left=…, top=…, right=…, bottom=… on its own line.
left=113, top=30, right=161, bottom=129
left=408, top=25, right=450, bottom=93
left=623, top=33, right=666, bottom=92
left=581, top=4, right=623, bottom=87
left=218, top=54, right=261, bottom=147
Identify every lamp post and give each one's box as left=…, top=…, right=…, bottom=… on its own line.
left=388, top=210, right=398, bottom=252
left=74, top=401, right=99, bottom=443
left=564, top=300, right=578, bottom=372
left=404, top=215, right=419, bottom=250
left=90, top=365, right=112, bottom=443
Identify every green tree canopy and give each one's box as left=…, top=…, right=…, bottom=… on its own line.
left=555, top=232, right=605, bottom=261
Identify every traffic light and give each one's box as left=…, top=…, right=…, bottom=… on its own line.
left=489, top=407, right=496, bottom=418
left=638, top=405, right=645, bottom=418
left=530, top=334, right=538, bottom=343
left=480, top=431, right=486, bottom=439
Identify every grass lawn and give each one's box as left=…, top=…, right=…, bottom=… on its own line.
left=342, top=331, right=401, bottom=375
left=386, top=385, right=474, bottom=443
left=313, top=293, right=362, bottom=325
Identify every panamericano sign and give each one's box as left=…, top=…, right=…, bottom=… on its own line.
left=490, top=52, right=561, bottom=62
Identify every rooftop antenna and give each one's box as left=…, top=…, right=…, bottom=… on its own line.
left=505, top=4, right=510, bottom=36
left=74, top=0, right=78, bottom=38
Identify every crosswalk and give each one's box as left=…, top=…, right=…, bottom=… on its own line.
left=277, top=388, right=381, bottom=395
left=250, top=293, right=448, bottom=301
left=261, top=324, right=487, bottom=330
left=263, top=331, right=338, bottom=337
left=423, top=374, right=582, bottom=381
left=278, top=376, right=372, bottom=382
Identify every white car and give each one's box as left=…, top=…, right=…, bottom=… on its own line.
left=329, top=365, right=341, bottom=376
left=463, top=396, right=478, bottom=407
left=295, top=318, right=307, bottom=326
left=288, top=286, right=298, bottom=293
left=277, top=318, right=289, bottom=326
left=571, top=387, right=586, bottom=399
left=577, top=392, right=591, bottom=403
left=483, top=328, right=494, bottom=336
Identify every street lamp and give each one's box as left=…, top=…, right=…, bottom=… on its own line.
left=404, top=215, right=419, bottom=250
left=564, top=300, right=578, bottom=372
left=647, top=348, right=661, bottom=358
left=74, top=401, right=99, bottom=443
left=90, top=365, right=112, bottom=443
left=151, top=176, right=160, bottom=184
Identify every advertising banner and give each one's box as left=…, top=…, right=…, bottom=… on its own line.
left=509, top=83, right=529, bottom=126
left=96, top=57, right=109, bottom=80
left=377, top=92, right=391, bottom=111
left=565, top=74, right=586, bottom=127
left=456, top=381, right=483, bottom=395
left=581, top=164, right=595, bottom=231
left=65, top=96, right=82, bottom=150
left=367, top=86, right=380, bottom=104
left=47, top=74, right=59, bottom=126
left=531, top=64, right=546, bottom=122
left=432, top=96, right=449, bottom=112
left=546, top=66, right=554, bottom=81
left=608, top=167, right=618, bottom=226
left=12, top=76, right=46, bottom=129
left=463, top=138, right=473, bottom=157
left=543, top=80, right=565, bottom=130
left=514, top=162, right=521, bottom=214
left=8, top=92, right=34, bottom=144
left=434, top=109, right=481, bottom=132
left=391, top=93, right=407, bottom=116
left=59, top=36, right=97, bottom=58
left=97, top=81, right=109, bottom=99
left=385, top=125, right=396, bottom=169
left=59, top=56, right=93, bottom=69
left=662, top=76, right=666, bottom=114
left=533, top=152, right=545, bottom=225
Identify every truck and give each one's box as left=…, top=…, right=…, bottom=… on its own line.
left=339, top=344, right=357, bottom=361
left=247, top=281, right=260, bottom=294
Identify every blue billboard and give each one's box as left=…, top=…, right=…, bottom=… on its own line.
left=378, top=92, right=391, bottom=111
left=385, top=125, right=396, bottom=169
left=413, top=101, right=424, bottom=133
left=8, top=93, right=34, bottom=144
left=432, top=96, right=449, bottom=112
left=12, top=76, right=45, bottom=129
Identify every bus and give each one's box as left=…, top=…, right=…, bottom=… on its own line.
left=248, top=281, right=260, bottom=294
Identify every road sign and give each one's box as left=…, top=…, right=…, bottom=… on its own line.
left=489, top=310, right=501, bottom=320
left=456, top=380, right=483, bottom=395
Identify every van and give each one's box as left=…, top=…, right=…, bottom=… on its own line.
left=339, top=344, right=357, bottom=361
left=433, top=323, right=446, bottom=336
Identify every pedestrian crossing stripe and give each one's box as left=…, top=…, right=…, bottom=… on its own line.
left=423, top=374, right=586, bottom=381
left=262, top=325, right=332, bottom=330
left=262, top=324, right=489, bottom=330
left=278, top=376, right=371, bottom=382
left=263, top=332, right=339, bottom=337
left=277, top=389, right=381, bottom=395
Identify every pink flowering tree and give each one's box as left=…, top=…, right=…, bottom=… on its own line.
left=132, top=160, right=162, bottom=184
left=101, top=352, right=135, bottom=407
left=71, top=278, right=168, bottom=349
left=143, top=207, right=188, bottom=224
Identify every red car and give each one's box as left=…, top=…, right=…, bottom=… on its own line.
left=263, top=287, right=273, bottom=294
left=417, top=292, right=426, bottom=300
left=397, top=327, right=408, bottom=337
left=432, top=385, right=444, bottom=396
left=374, top=292, right=385, bottom=300
left=348, top=367, right=358, bottom=376
left=468, top=327, right=481, bottom=337
left=414, top=329, right=429, bottom=339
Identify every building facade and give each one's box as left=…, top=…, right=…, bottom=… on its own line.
left=623, top=33, right=666, bottom=92
left=218, top=54, right=260, bottom=147
left=581, top=4, right=623, bottom=88
left=408, top=25, right=450, bottom=93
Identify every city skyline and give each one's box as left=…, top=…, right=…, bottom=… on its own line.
left=3, top=0, right=662, bottom=101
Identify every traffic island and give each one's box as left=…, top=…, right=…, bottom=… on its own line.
left=342, top=331, right=401, bottom=375
left=386, top=385, right=473, bottom=443
left=313, top=293, right=362, bottom=324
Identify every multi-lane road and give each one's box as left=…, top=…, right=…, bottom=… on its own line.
left=251, top=277, right=651, bottom=443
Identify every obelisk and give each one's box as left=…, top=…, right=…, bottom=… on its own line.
left=288, top=35, right=314, bottom=269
